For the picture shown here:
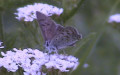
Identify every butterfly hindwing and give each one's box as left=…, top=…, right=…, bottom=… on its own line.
left=49, top=26, right=82, bottom=50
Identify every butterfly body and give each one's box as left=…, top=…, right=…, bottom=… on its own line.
left=36, top=11, right=82, bottom=52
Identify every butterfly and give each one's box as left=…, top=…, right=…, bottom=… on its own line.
left=36, top=11, right=82, bottom=53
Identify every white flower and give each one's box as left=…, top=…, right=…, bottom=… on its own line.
left=1, top=57, right=18, bottom=72
left=0, top=41, right=4, bottom=48
left=0, top=48, right=79, bottom=74
left=45, top=54, right=79, bottom=72
left=24, top=72, right=46, bottom=75
left=108, top=14, right=120, bottom=23
left=15, top=3, right=64, bottom=22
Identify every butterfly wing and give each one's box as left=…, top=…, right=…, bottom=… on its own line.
left=49, top=26, right=82, bottom=50
left=36, top=11, right=58, bottom=43
left=65, top=27, right=82, bottom=40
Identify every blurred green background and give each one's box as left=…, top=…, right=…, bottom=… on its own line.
left=0, top=0, right=120, bottom=75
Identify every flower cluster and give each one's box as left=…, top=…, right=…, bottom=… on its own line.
left=15, top=3, right=63, bottom=22
left=0, top=41, right=4, bottom=48
left=108, top=14, right=120, bottom=23
left=0, top=48, right=79, bottom=75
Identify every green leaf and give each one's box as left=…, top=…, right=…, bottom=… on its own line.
left=0, top=12, right=4, bottom=41
left=70, top=32, right=100, bottom=75
left=1, top=9, right=20, bottom=50
left=71, top=33, right=97, bottom=55
left=106, top=27, right=120, bottom=50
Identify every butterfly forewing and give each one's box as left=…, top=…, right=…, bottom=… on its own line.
left=36, top=11, right=58, bottom=42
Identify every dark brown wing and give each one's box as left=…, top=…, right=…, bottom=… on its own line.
left=56, top=24, right=64, bottom=34
left=36, top=11, right=58, bottom=42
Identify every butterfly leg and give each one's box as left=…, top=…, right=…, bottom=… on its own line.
left=44, top=48, right=48, bottom=53
left=49, top=46, right=58, bottom=54
left=55, top=49, right=58, bottom=54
